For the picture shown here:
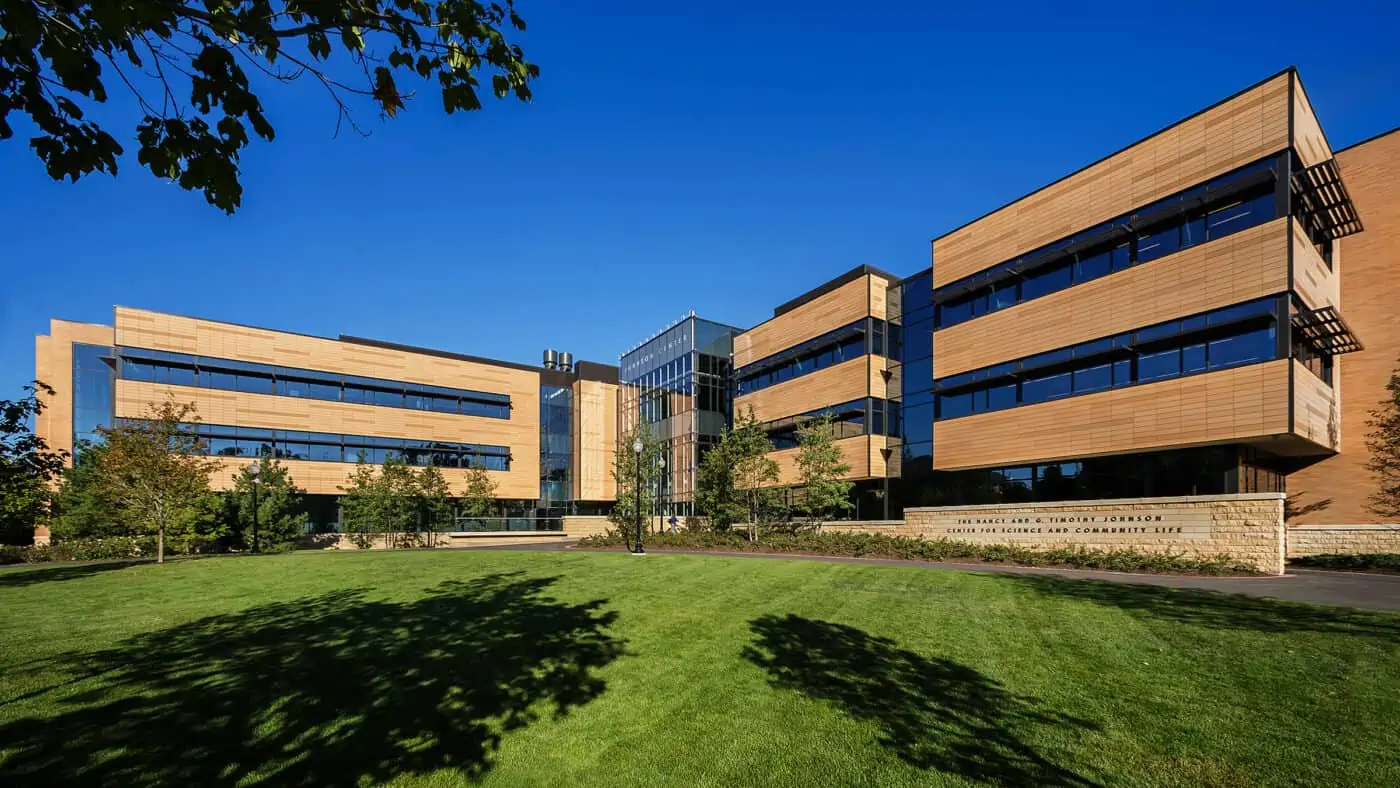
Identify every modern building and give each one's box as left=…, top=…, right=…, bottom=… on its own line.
left=731, top=266, right=904, bottom=519
left=912, top=69, right=1371, bottom=511
left=618, top=313, right=742, bottom=517
left=28, top=67, right=1400, bottom=538
left=34, top=307, right=620, bottom=533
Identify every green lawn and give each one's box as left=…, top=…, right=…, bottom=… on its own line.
left=1, top=551, right=1398, bottom=787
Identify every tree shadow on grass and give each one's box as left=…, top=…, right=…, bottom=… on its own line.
left=1000, top=574, right=1400, bottom=643
left=743, top=614, right=1100, bottom=786
left=0, top=560, right=144, bottom=588
left=0, top=572, right=623, bottom=785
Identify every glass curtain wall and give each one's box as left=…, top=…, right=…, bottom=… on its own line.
left=72, top=343, right=115, bottom=464
left=539, top=385, right=573, bottom=520
left=619, top=315, right=739, bottom=517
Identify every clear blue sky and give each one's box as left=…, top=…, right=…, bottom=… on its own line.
left=3, top=0, right=1399, bottom=399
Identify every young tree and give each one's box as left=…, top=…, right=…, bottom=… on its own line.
left=795, top=414, right=854, bottom=528
left=414, top=464, right=453, bottom=547
left=1367, top=359, right=1400, bottom=519
left=339, top=454, right=382, bottom=549
left=609, top=424, right=664, bottom=537
left=697, top=429, right=744, bottom=531
left=2, top=0, right=538, bottom=213
left=459, top=460, right=500, bottom=522
left=97, top=398, right=219, bottom=562
left=379, top=456, right=421, bottom=548
left=0, top=382, right=68, bottom=545
left=729, top=408, right=782, bottom=540
left=229, top=456, right=306, bottom=552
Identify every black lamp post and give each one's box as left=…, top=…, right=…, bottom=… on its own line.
left=632, top=437, right=645, bottom=554
left=249, top=460, right=261, bottom=554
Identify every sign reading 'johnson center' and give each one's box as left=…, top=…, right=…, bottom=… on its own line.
left=916, top=507, right=1212, bottom=542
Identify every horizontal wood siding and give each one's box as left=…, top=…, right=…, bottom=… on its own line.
left=207, top=457, right=522, bottom=498
left=116, top=380, right=540, bottom=499
left=768, top=435, right=873, bottom=486
left=734, top=356, right=869, bottom=423
left=1291, top=218, right=1339, bottom=309
left=733, top=276, right=871, bottom=368
left=933, top=359, right=1292, bottom=470
left=1291, top=74, right=1333, bottom=168
left=932, top=73, right=1291, bottom=285
left=573, top=379, right=618, bottom=501
left=933, top=218, right=1291, bottom=378
left=114, top=307, right=534, bottom=403
left=1291, top=361, right=1338, bottom=451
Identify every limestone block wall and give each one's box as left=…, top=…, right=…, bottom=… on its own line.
left=902, top=494, right=1286, bottom=574
left=561, top=516, right=614, bottom=538
left=1287, top=525, right=1400, bottom=557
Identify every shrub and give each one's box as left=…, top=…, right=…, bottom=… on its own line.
left=1290, top=553, right=1400, bottom=573
left=575, top=530, right=1258, bottom=575
left=0, top=535, right=233, bottom=565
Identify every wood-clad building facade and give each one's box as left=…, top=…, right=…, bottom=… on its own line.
left=34, top=307, right=619, bottom=535
left=911, top=68, right=1373, bottom=513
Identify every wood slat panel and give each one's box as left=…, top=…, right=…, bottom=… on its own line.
left=208, top=457, right=521, bottom=498
left=933, top=73, right=1291, bottom=285
left=767, top=435, right=873, bottom=486
left=868, top=356, right=901, bottom=401
left=934, top=218, right=1291, bottom=378
left=734, top=356, right=870, bottom=423
left=1291, top=218, right=1339, bottom=309
left=573, top=379, right=618, bottom=501
left=1288, top=130, right=1400, bottom=522
left=34, top=335, right=52, bottom=453
left=1292, top=74, right=1333, bottom=168
left=733, top=276, right=872, bottom=368
left=1292, top=361, right=1338, bottom=451
left=933, top=359, right=1292, bottom=470
left=36, top=319, right=116, bottom=461
left=116, top=380, right=539, bottom=499
left=114, top=307, right=535, bottom=402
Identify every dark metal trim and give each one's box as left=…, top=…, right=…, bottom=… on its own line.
left=574, top=361, right=620, bottom=384
left=1290, top=158, right=1364, bottom=240
left=1291, top=305, right=1364, bottom=354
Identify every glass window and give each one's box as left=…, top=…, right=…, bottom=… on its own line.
left=1183, top=343, right=1207, bottom=373
left=904, top=403, right=933, bottom=442
left=871, top=321, right=884, bottom=356
left=1112, top=359, right=1132, bottom=388
left=208, top=437, right=241, bottom=457
left=1136, top=322, right=1179, bottom=343
left=235, top=373, right=273, bottom=395
left=1110, top=244, right=1132, bottom=272
left=938, top=392, right=973, bottom=420
left=310, top=381, right=341, bottom=401
left=1136, top=224, right=1180, bottom=263
left=987, top=383, right=1017, bottom=410
left=1021, top=371, right=1071, bottom=403
left=342, top=385, right=370, bottom=405
left=204, top=370, right=237, bottom=391
left=1138, top=348, right=1181, bottom=382
left=1209, top=326, right=1276, bottom=370
left=1207, top=192, right=1274, bottom=238
left=1074, top=250, right=1111, bottom=284
left=122, top=359, right=155, bottom=382
left=939, top=299, right=972, bottom=328
left=167, top=365, right=196, bottom=387
left=990, top=281, right=1018, bottom=311
left=1181, top=216, right=1206, bottom=248
left=1019, top=263, right=1071, bottom=301
left=1073, top=363, right=1112, bottom=394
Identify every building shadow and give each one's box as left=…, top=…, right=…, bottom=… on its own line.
left=742, top=614, right=1100, bottom=786
left=0, top=572, right=624, bottom=785
left=0, top=560, right=145, bottom=588
left=999, top=574, right=1400, bottom=643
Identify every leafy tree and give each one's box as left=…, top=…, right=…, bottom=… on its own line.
left=229, top=456, right=305, bottom=552
left=795, top=414, right=853, bottom=528
left=1367, top=359, right=1400, bottom=519
left=459, top=460, right=499, bottom=520
left=338, top=453, right=381, bottom=549
left=378, top=456, right=420, bottom=547
left=697, top=429, right=744, bottom=532
left=97, top=398, right=219, bottom=562
left=52, top=440, right=133, bottom=540
left=609, top=424, right=663, bottom=537
left=0, top=382, right=68, bottom=545
left=728, top=407, right=782, bottom=540
left=414, top=464, right=452, bottom=547
left=2, top=0, right=538, bottom=212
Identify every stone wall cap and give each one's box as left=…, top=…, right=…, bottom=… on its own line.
left=905, top=493, right=1286, bottom=513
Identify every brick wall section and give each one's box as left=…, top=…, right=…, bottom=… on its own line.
left=1288, top=129, right=1400, bottom=523
left=871, top=494, right=1287, bottom=574
left=1287, top=525, right=1400, bottom=557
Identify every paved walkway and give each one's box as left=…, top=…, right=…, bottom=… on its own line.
left=482, top=542, right=1400, bottom=612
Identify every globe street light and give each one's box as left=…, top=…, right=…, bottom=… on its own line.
left=632, top=437, right=645, bottom=554
left=249, top=460, right=261, bottom=554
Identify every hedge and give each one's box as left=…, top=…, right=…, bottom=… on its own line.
left=0, top=536, right=230, bottom=565
left=576, top=530, right=1260, bottom=575
left=1289, top=553, right=1400, bottom=573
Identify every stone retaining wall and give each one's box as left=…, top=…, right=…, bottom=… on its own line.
left=298, top=531, right=569, bottom=550
left=1286, top=525, right=1400, bottom=557
left=896, top=494, right=1287, bottom=574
